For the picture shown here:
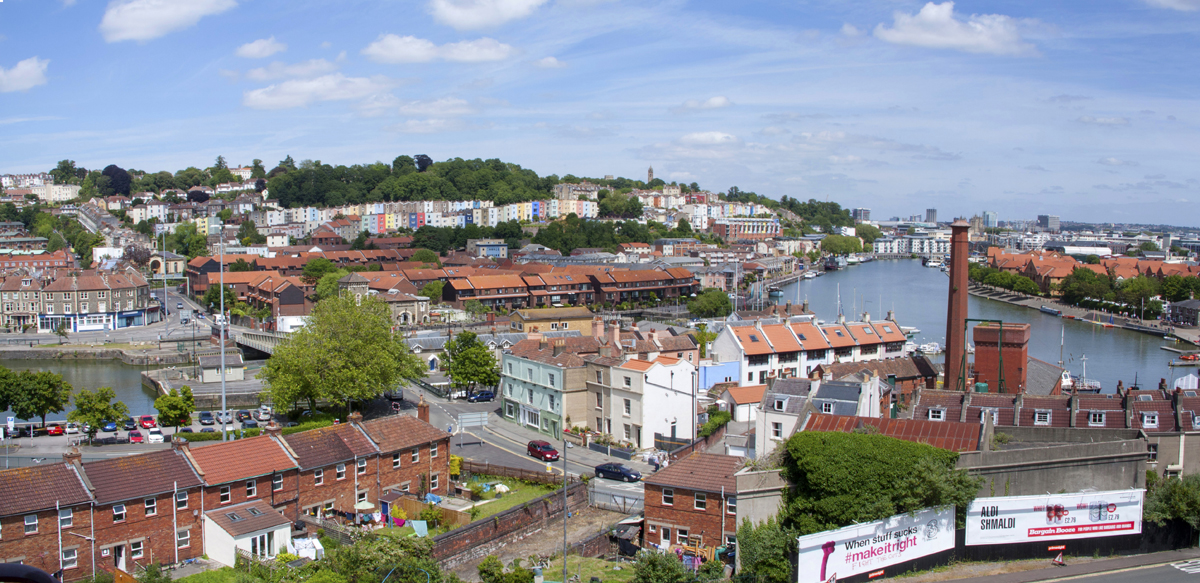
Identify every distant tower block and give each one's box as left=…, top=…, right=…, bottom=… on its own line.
left=648, top=166, right=654, bottom=183
left=973, top=323, right=1031, bottom=393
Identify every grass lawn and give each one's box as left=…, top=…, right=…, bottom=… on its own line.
left=543, top=556, right=636, bottom=583
left=176, top=567, right=264, bottom=583
left=467, top=477, right=558, bottom=520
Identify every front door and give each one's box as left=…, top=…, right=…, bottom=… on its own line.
left=113, top=544, right=125, bottom=571
left=661, top=527, right=671, bottom=546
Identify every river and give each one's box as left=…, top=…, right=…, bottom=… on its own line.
left=0, top=359, right=160, bottom=422
left=772, top=259, right=1180, bottom=393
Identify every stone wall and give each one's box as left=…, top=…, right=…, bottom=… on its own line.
left=0, top=347, right=192, bottom=366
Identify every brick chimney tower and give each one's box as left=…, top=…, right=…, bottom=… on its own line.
left=972, top=323, right=1030, bottom=393
left=944, top=219, right=971, bottom=391
left=417, top=394, right=430, bottom=423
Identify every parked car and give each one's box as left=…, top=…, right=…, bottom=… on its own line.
left=467, top=390, right=495, bottom=403
left=527, top=440, right=560, bottom=461
left=200, top=427, right=215, bottom=433
left=198, top=411, right=215, bottom=425
left=102, top=420, right=118, bottom=432
left=256, top=406, right=273, bottom=421
left=12, top=426, right=33, bottom=438
left=178, top=427, right=194, bottom=433
left=140, top=415, right=157, bottom=429
left=129, top=430, right=144, bottom=444
left=45, top=425, right=64, bottom=436
left=216, top=411, right=232, bottom=424
left=65, top=422, right=80, bottom=434
left=594, top=463, right=641, bottom=482
left=147, top=428, right=165, bottom=443
left=123, top=418, right=138, bottom=431
left=242, top=419, right=259, bottom=429
left=196, top=312, right=205, bottom=320
left=236, top=410, right=252, bottom=422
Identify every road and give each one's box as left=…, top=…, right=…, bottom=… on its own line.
left=1071, top=563, right=1200, bottom=583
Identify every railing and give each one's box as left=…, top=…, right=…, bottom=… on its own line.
left=409, top=377, right=447, bottom=399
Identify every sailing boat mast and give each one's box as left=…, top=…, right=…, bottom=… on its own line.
left=1058, top=324, right=1065, bottom=368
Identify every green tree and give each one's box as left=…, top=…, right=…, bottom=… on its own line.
left=54, top=321, right=70, bottom=344
left=229, top=258, right=253, bottom=272
left=1011, top=277, right=1041, bottom=296
left=688, top=289, right=732, bottom=318
left=1140, top=241, right=1160, bottom=252
left=315, top=269, right=351, bottom=301
left=250, top=159, right=267, bottom=179
left=820, top=234, right=862, bottom=256
left=463, top=299, right=486, bottom=315
left=477, top=556, right=533, bottom=583
left=855, top=224, right=882, bottom=245
left=6, top=370, right=73, bottom=428
left=154, top=386, right=195, bottom=432
left=1146, top=473, right=1200, bottom=528
left=137, top=562, right=173, bottom=583
left=1118, top=276, right=1160, bottom=318
left=631, top=550, right=689, bottom=583
left=412, top=248, right=442, bottom=266
left=237, top=220, right=266, bottom=245
left=420, top=281, right=445, bottom=304
left=302, top=258, right=339, bottom=284
left=67, top=387, right=130, bottom=441
left=737, top=516, right=796, bottom=583
left=259, top=293, right=426, bottom=413
left=444, top=333, right=499, bottom=397
left=692, top=323, right=718, bottom=358
left=203, top=284, right=237, bottom=312
left=50, top=160, right=80, bottom=185
left=676, top=217, right=692, bottom=233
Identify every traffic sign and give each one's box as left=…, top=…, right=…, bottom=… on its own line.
left=458, top=412, right=488, bottom=429
left=6, top=417, right=13, bottom=432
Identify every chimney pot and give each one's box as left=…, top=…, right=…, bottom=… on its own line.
left=265, top=422, right=282, bottom=437
left=347, top=411, right=363, bottom=424
left=417, top=394, right=430, bottom=423
left=63, top=445, right=82, bottom=464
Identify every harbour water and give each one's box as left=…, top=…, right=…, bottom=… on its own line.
left=0, top=359, right=159, bottom=422
left=775, top=259, right=1180, bottom=393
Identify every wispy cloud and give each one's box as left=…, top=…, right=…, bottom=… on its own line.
left=237, top=37, right=287, bottom=59
left=670, top=96, right=732, bottom=114
left=1098, top=157, right=1138, bottom=166
left=1144, top=0, right=1200, bottom=10
left=0, top=57, right=50, bottom=93
left=100, top=0, right=237, bottom=43
left=246, top=59, right=338, bottom=81
left=243, top=74, right=393, bottom=109
left=535, top=56, right=567, bottom=68
left=397, top=97, right=475, bottom=116
left=1078, top=116, right=1130, bottom=126
left=874, top=2, right=1037, bottom=56
left=429, top=0, right=550, bottom=30
left=362, top=35, right=516, bottom=63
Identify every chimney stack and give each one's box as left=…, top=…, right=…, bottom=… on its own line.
left=265, top=421, right=282, bottom=437
left=863, top=312, right=871, bottom=323
left=552, top=339, right=566, bottom=357
left=63, top=445, right=82, bottom=465
left=417, top=394, right=430, bottom=423
left=592, top=317, right=604, bottom=341
left=539, top=336, right=548, bottom=351
left=610, top=322, right=621, bottom=351
left=944, top=219, right=971, bottom=391
left=347, top=411, right=363, bottom=424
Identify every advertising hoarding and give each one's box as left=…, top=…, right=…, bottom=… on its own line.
left=965, top=489, right=1144, bottom=546
left=796, top=506, right=955, bottom=583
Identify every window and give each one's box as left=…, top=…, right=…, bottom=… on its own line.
left=548, top=395, right=556, bottom=412
left=273, top=473, right=284, bottom=491
left=928, top=409, right=945, bottom=422
left=401, top=482, right=411, bottom=493
left=980, top=408, right=999, bottom=425
left=596, top=371, right=603, bottom=384
left=220, top=486, right=231, bottom=504
left=771, top=422, right=782, bottom=439
left=145, top=498, right=157, bottom=516
left=662, top=488, right=674, bottom=505
left=431, top=473, right=440, bottom=490
left=113, top=504, right=126, bottom=522
left=774, top=399, right=785, bottom=411
left=177, top=529, right=190, bottom=549
left=246, top=480, right=257, bottom=497
left=528, top=367, right=534, bottom=380
left=727, top=497, right=737, bottom=515
left=336, top=464, right=346, bottom=480
left=527, top=389, right=534, bottom=404
left=1089, top=411, right=1106, bottom=427
left=392, top=453, right=401, bottom=468
left=314, top=469, right=324, bottom=485
left=548, top=373, right=556, bottom=387
left=1143, top=413, right=1159, bottom=429
left=694, top=492, right=707, bottom=510
left=821, top=402, right=833, bottom=414
left=1034, top=410, right=1051, bottom=426
left=62, top=548, right=77, bottom=570
left=357, top=458, right=367, bottom=475
left=57, top=508, right=72, bottom=529
left=677, top=529, right=689, bottom=545
left=357, top=491, right=367, bottom=504
left=624, top=399, right=632, bottom=416
left=624, top=424, right=631, bottom=440
left=323, top=501, right=334, bottom=514
left=624, top=376, right=631, bottom=387
left=131, top=541, right=144, bottom=559
left=748, top=372, right=754, bottom=382
left=411, top=448, right=420, bottom=463
left=176, top=491, right=188, bottom=510
left=1149, top=443, right=1159, bottom=462
left=596, top=392, right=603, bottom=408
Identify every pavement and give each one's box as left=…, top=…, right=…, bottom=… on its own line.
left=955, top=547, right=1200, bottom=583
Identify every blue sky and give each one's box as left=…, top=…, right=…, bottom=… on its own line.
left=1, top=0, right=1199, bottom=225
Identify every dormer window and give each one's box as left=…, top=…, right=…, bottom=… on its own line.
left=1142, top=413, right=1159, bottom=429
left=928, top=408, right=945, bottom=422
left=773, top=399, right=785, bottom=411
left=1034, top=410, right=1051, bottom=426
left=1088, top=411, right=1106, bottom=427
left=980, top=408, right=999, bottom=425
left=821, top=402, right=833, bottom=414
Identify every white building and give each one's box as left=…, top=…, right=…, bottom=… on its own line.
left=586, top=355, right=697, bottom=449
left=202, top=499, right=291, bottom=567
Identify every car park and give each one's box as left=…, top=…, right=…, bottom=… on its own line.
left=467, top=390, right=495, bottom=403
left=147, top=428, right=165, bottom=443
left=527, top=440, right=560, bottom=461
left=236, top=410, right=252, bottom=422
left=45, top=425, right=64, bottom=436
left=129, top=430, right=144, bottom=443
left=199, top=411, right=215, bottom=425
left=123, top=418, right=138, bottom=431
left=242, top=419, right=259, bottom=429
left=594, top=463, right=641, bottom=482
left=200, top=427, right=215, bottom=433
left=140, top=415, right=157, bottom=429
left=256, top=406, right=273, bottom=421
left=65, top=422, right=79, bottom=434
left=102, top=420, right=118, bottom=432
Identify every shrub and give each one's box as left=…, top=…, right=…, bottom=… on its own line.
left=698, top=410, right=731, bottom=437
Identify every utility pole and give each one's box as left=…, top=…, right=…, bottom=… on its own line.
left=220, top=233, right=227, bottom=442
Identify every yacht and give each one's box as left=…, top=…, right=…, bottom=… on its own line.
left=918, top=342, right=942, bottom=354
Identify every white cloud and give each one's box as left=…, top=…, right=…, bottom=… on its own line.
left=1098, top=157, right=1138, bottom=167
left=0, top=57, right=49, bottom=93
left=1145, top=0, right=1200, bottom=10
left=362, top=34, right=516, bottom=64
left=429, top=0, right=549, bottom=30
left=320, top=41, right=333, bottom=49
left=100, top=0, right=238, bottom=43
left=397, top=97, right=475, bottom=116
left=1077, top=116, right=1130, bottom=126
left=390, top=118, right=476, bottom=133
left=679, top=131, right=739, bottom=146
left=236, top=37, right=287, bottom=59
left=535, top=56, right=567, bottom=68
left=873, top=2, right=1036, bottom=56
left=246, top=59, right=338, bottom=81
left=671, top=96, right=732, bottom=114
left=758, top=126, right=791, bottom=136
left=242, top=74, right=392, bottom=109
left=1046, top=94, right=1090, bottom=103
left=840, top=23, right=863, bottom=37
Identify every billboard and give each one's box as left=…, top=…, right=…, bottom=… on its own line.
left=796, top=506, right=955, bottom=583
left=965, top=489, right=1144, bottom=546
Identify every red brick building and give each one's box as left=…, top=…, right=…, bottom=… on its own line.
left=0, top=461, right=94, bottom=580
left=182, top=433, right=301, bottom=523
left=284, top=418, right=383, bottom=519
left=359, top=411, right=452, bottom=497
left=643, top=453, right=740, bottom=550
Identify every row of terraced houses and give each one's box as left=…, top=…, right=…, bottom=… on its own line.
left=0, top=411, right=450, bottom=581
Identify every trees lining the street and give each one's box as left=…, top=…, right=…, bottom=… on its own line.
left=0, top=367, right=73, bottom=428
left=154, top=385, right=195, bottom=432
left=68, top=387, right=130, bottom=441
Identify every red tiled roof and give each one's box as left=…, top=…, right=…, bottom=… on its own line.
left=804, top=413, right=981, bottom=452
left=821, top=324, right=856, bottom=348
left=872, top=321, right=907, bottom=343
left=0, top=463, right=91, bottom=515
left=732, top=326, right=775, bottom=355
left=83, top=449, right=203, bottom=505
left=724, top=384, right=767, bottom=405
left=187, top=435, right=297, bottom=485
left=358, top=415, right=451, bottom=453
left=644, top=453, right=740, bottom=494
left=791, top=322, right=831, bottom=350
left=761, top=324, right=801, bottom=353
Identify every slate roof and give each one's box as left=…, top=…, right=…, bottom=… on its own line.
left=358, top=415, right=451, bottom=454
left=83, top=449, right=203, bottom=505
left=815, top=358, right=931, bottom=382
left=803, top=414, right=982, bottom=452
left=1025, top=357, right=1065, bottom=396
left=0, top=463, right=91, bottom=516
left=187, top=435, right=298, bottom=485
left=206, top=499, right=291, bottom=538
left=644, top=453, right=740, bottom=494
left=284, top=423, right=378, bottom=471
left=512, top=307, right=594, bottom=320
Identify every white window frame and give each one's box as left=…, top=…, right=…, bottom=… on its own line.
left=1143, top=413, right=1159, bottom=429
left=219, top=486, right=230, bottom=504
left=1089, top=411, right=1106, bottom=427
left=314, top=469, right=324, bottom=485
left=928, top=408, right=945, bottom=422
left=821, top=402, right=833, bottom=414
left=727, top=497, right=737, bottom=515
left=62, top=548, right=77, bottom=570
left=774, top=399, right=785, bottom=411
left=144, top=497, right=157, bottom=517
left=980, top=408, right=999, bottom=425
left=131, top=540, right=144, bottom=559
left=113, top=504, right=126, bottom=523
left=58, top=509, right=72, bottom=529
left=431, top=443, right=438, bottom=458
left=431, top=473, right=440, bottom=491
left=336, top=463, right=346, bottom=480
left=411, top=448, right=419, bottom=463
left=392, top=453, right=401, bottom=469
left=357, top=458, right=367, bottom=475
left=694, top=492, right=707, bottom=511
left=662, top=488, right=674, bottom=506
left=624, top=399, right=631, bottom=416
left=771, top=422, right=782, bottom=439
left=177, top=529, right=190, bottom=549
left=24, top=514, right=37, bottom=534
left=176, top=491, right=188, bottom=510
left=1034, top=410, right=1051, bottom=426
left=273, top=473, right=283, bottom=491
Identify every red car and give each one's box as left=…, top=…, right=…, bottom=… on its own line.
left=527, top=440, right=560, bottom=461
left=129, top=430, right=144, bottom=444
left=45, top=425, right=64, bottom=436
left=140, top=415, right=157, bottom=429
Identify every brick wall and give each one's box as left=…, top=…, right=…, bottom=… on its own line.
left=201, top=470, right=300, bottom=518
left=644, top=483, right=734, bottom=548
left=431, top=481, right=588, bottom=568
left=0, top=504, right=94, bottom=582
left=92, top=489, right=205, bottom=575
left=374, top=438, right=451, bottom=497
